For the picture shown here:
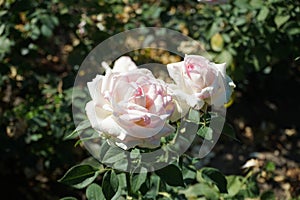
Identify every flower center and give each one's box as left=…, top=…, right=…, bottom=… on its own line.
left=187, top=63, right=194, bottom=70
left=185, top=63, right=195, bottom=78
left=134, top=86, right=143, bottom=97
left=134, top=115, right=151, bottom=126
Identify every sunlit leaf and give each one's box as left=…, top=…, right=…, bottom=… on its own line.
left=274, top=15, right=290, bottom=28
left=197, top=126, right=213, bottom=140
left=179, top=183, right=219, bottom=199
left=102, top=146, right=127, bottom=164
left=187, top=108, right=200, bottom=123
left=211, top=33, right=224, bottom=52
left=257, top=7, right=269, bottom=21
left=64, top=120, right=91, bottom=140
left=131, top=167, right=148, bottom=193
left=86, top=183, right=105, bottom=200
left=225, top=175, right=244, bottom=197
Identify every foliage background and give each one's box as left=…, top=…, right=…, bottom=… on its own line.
left=0, top=0, right=299, bottom=199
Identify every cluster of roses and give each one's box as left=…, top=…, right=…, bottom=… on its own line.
left=85, top=55, right=235, bottom=150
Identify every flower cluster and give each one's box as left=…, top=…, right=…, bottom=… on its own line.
left=85, top=55, right=235, bottom=150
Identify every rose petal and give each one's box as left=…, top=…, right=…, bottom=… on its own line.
left=87, top=75, right=103, bottom=102
left=86, top=107, right=125, bottom=138
left=167, top=61, right=186, bottom=86
left=112, top=56, right=137, bottom=73
left=85, top=101, right=102, bottom=132
left=116, top=112, right=165, bottom=138
left=214, top=63, right=226, bottom=76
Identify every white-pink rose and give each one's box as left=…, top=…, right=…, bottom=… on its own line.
left=167, top=55, right=235, bottom=108
left=85, top=61, right=175, bottom=150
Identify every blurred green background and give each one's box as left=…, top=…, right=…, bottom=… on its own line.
left=0, top=0, right=299, bottom=199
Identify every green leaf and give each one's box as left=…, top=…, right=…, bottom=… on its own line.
left=261, top=191, right=275, bottom=200
left=207, top=21, right=220, bottom=39
left=131, top=167, right=148, bottom=193
left=179, top=183, right=219, bottom=199
left=112, top=158, right=128, bottom=172
left=86, top=183, right=105, bottom=200
left=51, top=16, right=59, bottom=26
left=117, top=173, right=127, bottom=189
left=215, top=49, right=233, bottom=65
left=197, top=126, right=213, bottom=140
left=234, top=0, right=251, bottom=9
left=60, top=197, right=77, bottom=200
left=30, top=24, right=40, bottom=40
left=274, top=15, right=290, bottom=28
left=99, top=141, right=110, bottom=160
left=81, top=157, right=105, bottom=172
left=257, top=7, right=269, bottom=21
left=182, top=165, right=196, bottom=184
left=144, top=175, right=160, bottom=198
left=40, top=14, right=55, bottom=29
left=64, top=120, right=91, bottom=140
left=102, top=146, right=127, bottom=164
left=265, top=161, right=276, bottom=172
left=238, top=175, right=259, bottom=198
left=0, top=10, right=7, bottom=17
left=130, top=148, right=141, bottom=159
left=58, top=164, right=99, bottom=189
left=74, top=130, right=100, bottom=147
left=155, top=164, right=184, bottom=187
left=102, top=170, right=119, bottom=200
left=32, top=117, right=48, bottom=127
left=41, top=24, right=52, bottom=37
left=222, top=123, right=239, bottom=141
left=253, top=55, right=260, bottom=71
left=201, top=167, right=228, bottom=193
left=287, top=27, right=300, bottom=35
left=0, top=24, right=5, bottom=35
left=225, top=175, right=244, bottom=197
left=0, top=36, right=13, bottom=54
left=250, top=0, right=263, bottom=8
left=187, top=108, right=200, bottom=123
left=235, top=17, right=247, bottom=26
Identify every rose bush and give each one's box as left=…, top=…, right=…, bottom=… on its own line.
left=167, top=55, right=235, bottom=109
left=85, top=57, right=175, bottom=150
left=61, top=54, right=238, bottom=199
